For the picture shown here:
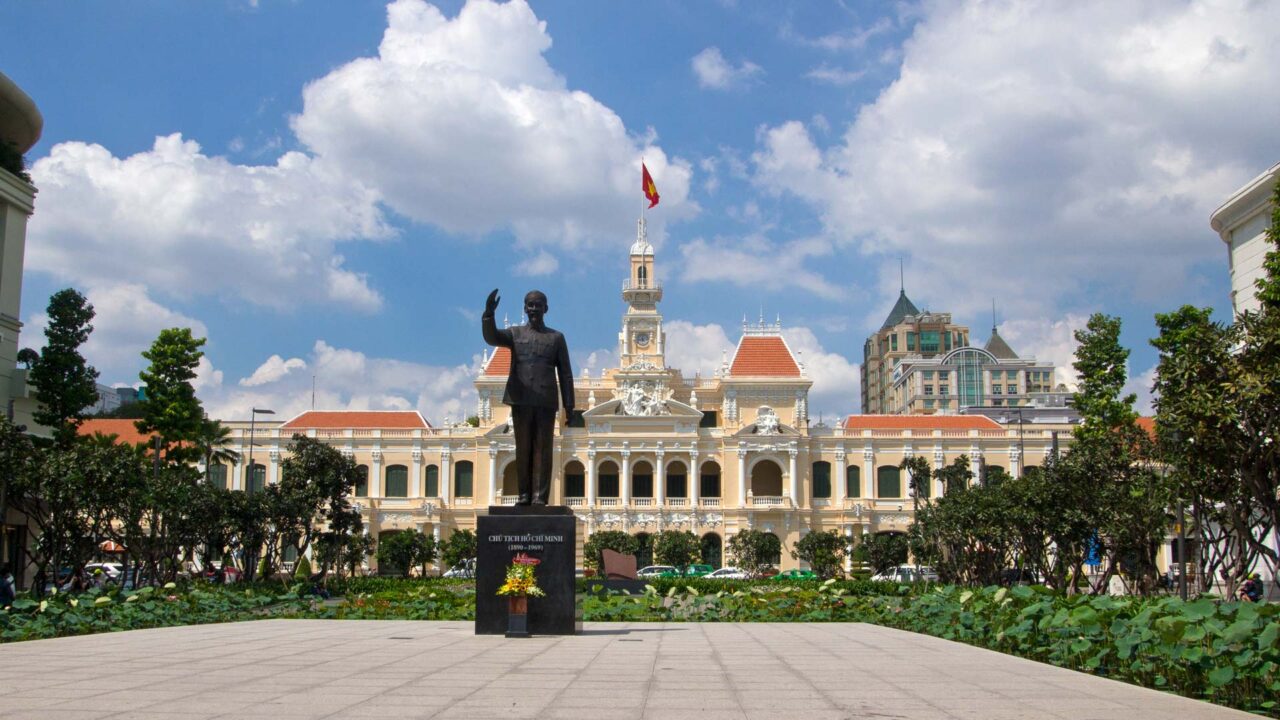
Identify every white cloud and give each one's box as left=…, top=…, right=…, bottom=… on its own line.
left=26, top=283, right=212, bottom=386
left=240, top=355, right=308, bottom=387
left=782, top=326, right=860, bottom=419
left=664, top=321, right=735, bottom=378
left=691, top=47, right=763, bottom=90
left=996, top=314, right=1090, bottom=390
left=292, top=0, right=696, bottom=251
left=752, top=0, right=1280, bottom=321
left=1124, top=364, right=1158, bottom=416
left=29, top=135, right=391, bottom=313
left=204, top=340, right=480, bottom=425
left=513, top=251, right=559, bottom=276
left=677, top=234, right=845, bottom=299
left=805, top=64, right=866, bottom=86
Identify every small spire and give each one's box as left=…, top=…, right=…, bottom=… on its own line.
left=503, top=313, right=510, bottom=328
left=991, top=299, right=997, bottom=334
left=899, top=257, right=905, bottom=294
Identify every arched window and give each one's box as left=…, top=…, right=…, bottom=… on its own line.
left=812, top=461, right=831, bottom=499
left=424, top=465, right=439, bottom=497
left=846, top=465, right=861, bottom=498
left=751, top=460, right=783, bottom=497
left=563, top=461, right=585, bottom=498
left=635, top=532, right=653, bottom=566
left=700, top=461, right=721, bottom=498
left=454, top=460, right=474, bottom=497
left=502, top=462, right=519, bottom=497
left=763, top=532, right=782, bottom=565
left=666, top=461, right=687, bottom=498
left=877, top=465, right=901, bottom=498
left=248, top=463, right=267, bottom=494
left=598, top=461, right=619, bottom=497
left=354, top=465, right=369, bottom=497
left=637, top=265, right=647, bottom=287
left=385, top=464, right=408, bottom=498
left=632, top=461, right=654, bottom=498
left=700, top=533, right=722, bottom=568
left=207, top=463, right=227, bottom=490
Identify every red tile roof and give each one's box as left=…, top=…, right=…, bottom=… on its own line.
left=843, top=415, right=1003, bottom=430
left=1136, top=416, right=1156, bottom=438
left=281, top=411, right=429, bottom=429
left=483, top=347, right=511, bottom=377
left=78, top=419, right=157, bottom=445
left=728, top=336, right=801, bottom=377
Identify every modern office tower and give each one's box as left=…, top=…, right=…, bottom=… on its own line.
left=860, top=288, right=969, bottom=414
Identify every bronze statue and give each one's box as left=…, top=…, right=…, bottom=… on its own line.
left=482, top=289, right=575, bottom=506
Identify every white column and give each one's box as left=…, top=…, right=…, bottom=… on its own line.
left=441, top=450, right=452, bottom=505
left=1009, top=445, right=1021, bottom=479
left=933, top=449, right=945, bottom=497
left=586, top=449, right=597, bottom=507
left=371, top=449, right=383, bottom=498
left=621, top=444, right=632, bottom=507
left=411, top=448, right=422, bottom=497
left=689, top=451, right=700, bottom=506
left=268, top=448, right=280, bottom=486
left=788, top=444, right=798, bottom=506
left=432, top=525, right=442, bottom=573
left=656, top=447, right=666, bottom=506
left=864, top=448, right=875, bottom=500
left=487, top=444, right=498, bottom=505
left=835, top=450, right=847, bottom=505
left=737, top=443, right=748, bottom=507
left=904, top=446, right=914, bottom=499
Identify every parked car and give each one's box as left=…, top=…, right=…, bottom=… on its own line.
left=637, top=565, right=677, bottom=578
left=443, top=558, right=476, bottom=579
left=680, top=564, right=714, bottom=577
left=83, top=562, right=123, bottom=581
left=772, top=569, right=818, bottom=581
left=705, top=567, right=749, bottom=580
left=871, top=565, right=940, bottom=583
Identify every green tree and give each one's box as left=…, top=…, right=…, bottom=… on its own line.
left=652, top=530, right=701, bottom=573
left=857, top=532, right=908, bottom=575
left=376, top=530, right=436, bottom=578
left=193, top=419, right=240, bottom=483
left=136, top=328, right=206, bottom=459
left=582, top=530, right=639, bottom=571
left=726, top=528, right=782, bottom=578
left=29, top=289, right=99, bottom=445
left=440, top=529, right=477, bottom=570
left=1072, top=314, right=1138, bottom=441
left=791, top=530, right=848, bottom=579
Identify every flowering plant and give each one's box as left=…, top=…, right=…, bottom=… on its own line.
left=496, top=553, right=546, bottom=598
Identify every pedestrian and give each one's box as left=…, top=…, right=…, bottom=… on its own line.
left=1238, top=573, right=1262, bottom=603
left=0, top=563, right=16, bottom=608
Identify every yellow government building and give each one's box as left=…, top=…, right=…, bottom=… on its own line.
left=210, top=219, right=1066, bottom=572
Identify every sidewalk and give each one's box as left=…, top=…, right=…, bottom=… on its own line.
left=0, top=620, right=1257, bottom=719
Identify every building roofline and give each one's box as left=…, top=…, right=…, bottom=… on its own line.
left=1210, top=160, right=1280, bottom=240
left=0, top=71, right=43, bottom=154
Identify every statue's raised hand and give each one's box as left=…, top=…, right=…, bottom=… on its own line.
left=485, top=288, right=500, bottom=316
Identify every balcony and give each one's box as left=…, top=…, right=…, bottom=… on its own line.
left=599, top=498, right=621, bottom=508
left=453, top=497, right=474, bottom=507
left=565, top=497, right=585, bottom=507
left=499, top=496, right=519, bottom=506
left=751, top=496, right=786, bottom=507
left=667, top=498, right=688, bottom=508
left=633, top=498, right=655, bottom=508
left=699, top=498, right=721, bottom=508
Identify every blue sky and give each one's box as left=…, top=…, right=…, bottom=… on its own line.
left=4, top=0, right=1278, bottom=423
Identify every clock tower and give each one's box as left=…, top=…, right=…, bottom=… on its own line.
left=619, top=216, right=665, bottom=369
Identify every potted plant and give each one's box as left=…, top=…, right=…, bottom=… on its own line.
left=496, top=553, right=545, bottom=637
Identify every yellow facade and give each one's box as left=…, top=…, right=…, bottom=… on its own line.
left=219, top=220, right=1069, bottom=572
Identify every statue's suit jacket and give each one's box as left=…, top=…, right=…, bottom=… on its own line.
left=482, top=314, right=575, bottom=411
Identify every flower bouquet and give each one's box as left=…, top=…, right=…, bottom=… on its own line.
left=497, top=553, right=544, bottom=637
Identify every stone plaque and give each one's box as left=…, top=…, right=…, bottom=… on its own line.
left=475, top=506, right=580, bottom=635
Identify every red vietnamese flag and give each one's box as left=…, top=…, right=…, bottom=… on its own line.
left=642, top=162, right=660, bottom=208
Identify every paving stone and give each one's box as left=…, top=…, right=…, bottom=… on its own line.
left=0, top=620, right=1260, bottom=720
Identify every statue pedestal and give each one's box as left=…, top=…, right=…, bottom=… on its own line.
left=475, top=506, right=580, bottom=636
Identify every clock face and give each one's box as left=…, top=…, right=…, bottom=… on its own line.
left=635, top=331, right=650, bottom=347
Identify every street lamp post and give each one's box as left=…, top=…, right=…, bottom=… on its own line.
left=246, top=407, right=275, bottom=492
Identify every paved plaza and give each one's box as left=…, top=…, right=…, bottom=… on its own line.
left=0, top=620, right=1254, bottom=719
